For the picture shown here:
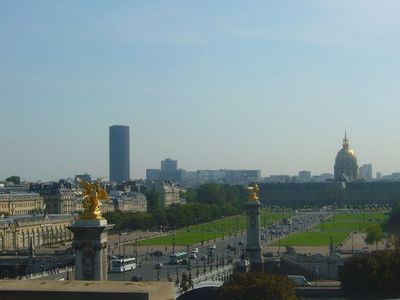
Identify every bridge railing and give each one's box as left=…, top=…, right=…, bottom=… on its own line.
left=174, top=263, right=234, bottom=296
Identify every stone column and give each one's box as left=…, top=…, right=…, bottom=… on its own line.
left=246, top=200, right=263, bottom=272
left=68, top=219, right=113, bottom=281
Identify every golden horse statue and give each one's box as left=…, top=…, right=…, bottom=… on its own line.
left=246, top=184, right=259, bottom=201
left=77, top=177, right=109, bottom=220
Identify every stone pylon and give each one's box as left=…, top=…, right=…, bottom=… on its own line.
left=245, top=200, right=264, bottom=272
left=68, top=219, right=114, bottom=280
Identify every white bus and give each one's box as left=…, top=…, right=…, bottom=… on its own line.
left=169, top=252, right=187, bottom=264
left=110, top=257, right=136, bottom=272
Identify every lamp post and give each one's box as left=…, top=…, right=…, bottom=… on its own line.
left=172, top=234, right=176, bottom=254
left=213, top=224, right=216, bottom=243
left=118, top=232, right=121, bottom=257
left=157, top=255, right=160, bottom=281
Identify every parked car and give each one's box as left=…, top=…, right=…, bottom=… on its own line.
left=151, top=250, right=163, bottom=257
left=288, top=275, right=311, bottom=287
left=190, top=253, right=197, bottom=259
left=191, top=248, right=199, bottom=253
left=155, top=263, right=164, bottom=269
left=131, top=274, right=143, bottom=282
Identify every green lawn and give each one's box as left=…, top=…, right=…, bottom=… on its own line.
left=272, top=211, right=388, bottom=247
left=272, top=230, right=350, bottom=247
left=136, top=210, right=292, bottom=246
left=316, top=212, right=389, bottom=232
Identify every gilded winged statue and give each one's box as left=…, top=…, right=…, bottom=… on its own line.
left=77, top=177, right=109, bottom=220
left=246, top=184, right=259, bottom=201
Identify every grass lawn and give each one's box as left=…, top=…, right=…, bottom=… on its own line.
left=136, top=210, right=292, bottom=246
left=316, top=212, right=389, bottom=232
left=272, top=230, right=350, bottom=247
left=272, top=211, right=388, bottom=247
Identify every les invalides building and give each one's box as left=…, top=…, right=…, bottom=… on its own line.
left=334, top=132, right=359, bottom=181
left=260, top=133, right=400, bottom=207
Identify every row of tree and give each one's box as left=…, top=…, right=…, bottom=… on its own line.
left=104, top=183, right=249, bottom=231
left=339, top=200, right=400, bottom=298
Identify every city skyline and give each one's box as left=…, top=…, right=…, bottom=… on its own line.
left=1, top=1, right=400, bottom=181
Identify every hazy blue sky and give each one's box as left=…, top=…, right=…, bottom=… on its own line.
left=1, top=1, right=400, bottom=181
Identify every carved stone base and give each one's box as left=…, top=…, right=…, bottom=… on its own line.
left=68, top=219, right=114, bottom=281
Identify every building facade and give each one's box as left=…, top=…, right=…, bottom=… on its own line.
left=110, top=191, right=147, bottom=212
left=109, top=125, right=130, bottom=183
left=146, top=180, right=180, bottom=207
left=0, top=193, right=44, bottom=216
left=29, top=181, right=77, bottom=214
left=0, top=214, right=74, bottom=251
left=260, top=181, right=400, bottom=207
left=359, top=164, right=373, bottom=180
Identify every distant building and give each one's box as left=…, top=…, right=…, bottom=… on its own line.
left=0, top=214, right=73, bottom=251
left=334, top=132, right=358, bottom=181
left=298, top=171, right=311, bottom=182
left=109, top=190, right=147, bottom=213
left=264, top=175, right=291, bottom=183
left=74, top=173, right=92, bottom=183
left=0, top=193, right=44, bottom=216
left=359, top=164, right=373, bottom=180
left=146, top=169, right=161, bottom=181
left=109, top=125, right=130, bottom=183
left=195, top=169, right=261, bottom=185
left=161, top=158, right=177, bottom=172
left=376, top=172, right=382, bottom=180
left=29, top=180, right=77, bottom=214
left=260, top=181, right=400, bottom=207
left=146, top=158, right=180, bottom=182
left=146, top=181, right=180, bottom=207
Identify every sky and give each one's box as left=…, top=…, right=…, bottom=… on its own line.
left=1, top=0, right=400, bottom=181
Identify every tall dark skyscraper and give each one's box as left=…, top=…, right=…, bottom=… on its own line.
left=109, top=125, right=130, bottom=183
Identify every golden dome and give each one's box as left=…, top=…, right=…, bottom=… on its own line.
left=334, top=132, right=358, bottom=181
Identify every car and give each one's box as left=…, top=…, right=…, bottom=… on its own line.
left=191, top=248, right=199, bottom=253
left=200, top=255, right=207, bottom=261
left=131, top=274, right=143, bottom=282
left=226, top=244, right=233, bottom=250
left=288, top=275, right=311, bottom=287
left=155, top=263, right=164, bottom=269
left=238, top=241, right=244, bottom=246
left=190, top=253, right=197, bottom=259
left=151, top=250, right=163, bottom=257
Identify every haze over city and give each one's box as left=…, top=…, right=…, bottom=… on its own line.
left=1, top=1, right=400, bottom=181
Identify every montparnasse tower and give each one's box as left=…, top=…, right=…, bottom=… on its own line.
left=334, top=131, right=358, bottom=181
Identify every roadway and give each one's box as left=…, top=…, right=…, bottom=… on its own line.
left=36, top=211, right=326, bottom=282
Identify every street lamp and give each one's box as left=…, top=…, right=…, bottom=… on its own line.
left=196, top=259, right=199, bottom=277
left=172, top=234, right=176, bottom=254
left=118, top=232, right=121, bottom=256
left=213, top=224, right=216, bottom=242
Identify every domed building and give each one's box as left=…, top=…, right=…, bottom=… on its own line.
left=334, top=132, right=358, bottom=181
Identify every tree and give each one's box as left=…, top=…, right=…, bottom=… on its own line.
left=339, top=250, right=400, bottom=298
left=145, top=191, right=161, bottom=212
left=5, top=176, right=20, bottom=185
left=218, top=272, right=298, bottom=300
left=385, top=200, right=400, bottom=249
left=365, top=224, right=384, bottom=250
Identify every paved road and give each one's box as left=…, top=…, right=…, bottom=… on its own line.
left=39, top=211, right=327, bottom=282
